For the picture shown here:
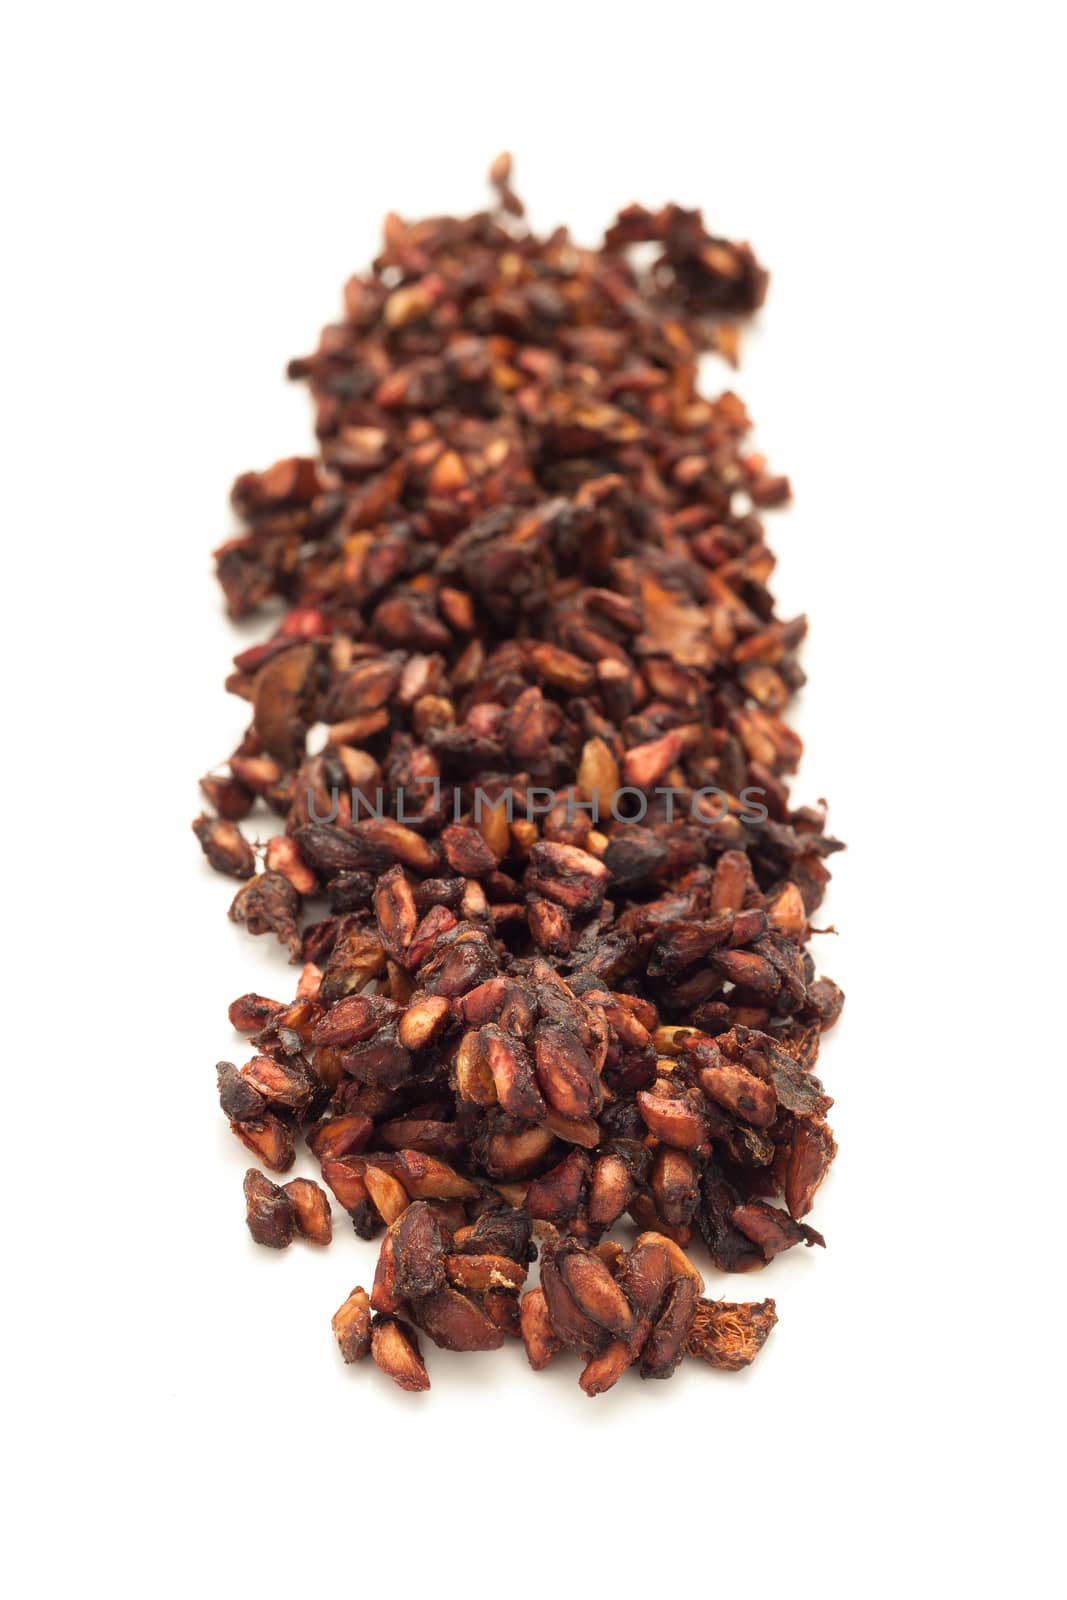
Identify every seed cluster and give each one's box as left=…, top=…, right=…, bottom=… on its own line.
left=200, top=159, right=843, bottom=1397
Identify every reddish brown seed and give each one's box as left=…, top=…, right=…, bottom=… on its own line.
left=371, top=1315, right=431, bottom=1392
left=370, top=1231, right=402, bottom=1314
left=483, top=1125, right=555, bottom=1180
left=241, top=1053, right=313, bottom=1112
left=580, top=1340, right=633, bottom=1397
left=310, top=994, right=394, bottom=1048
left=525, top=1150, right=590, bottom=1224
left=631, top=1232, right=705, bottom=1295
left=786, top=1118, right=838, bottom=1218
left=527, top=896, right=572, bottom=955
left=709, top=850, right=755, bottom=914
left=636, top=1090, right=709, bottom=1151
left=264, top=834, right=317, bottom=896
left=282, top=1177, right=332, bottom=1244
left=558, top=1244, right=634, bottom=1337
left=618, top=1237, right=674, bottom=1315
left=391, top=1150, right=481, bottom=1200
left=539, top=1247, right=606, bottom=1353
left=523, top=841, right=611, bottom=915
left=200, top=772, right=255, bottom=821
left=374, top=864, right=418, bottom=962
left=227, top=993, right=284, bottom=1033
left=482, top=1288, right=522, bottom=1339
left=640, top=1275, right=698, bottom=1379
left=231, top=1114, right=295, bottom=1174
left=533, top=1022, right=602, bottom=1118
left=376, top=1117, right=465, bottom=1160
left=479, top=1024, right=546, bottom=1121
left=409, top=1288, right=505, bottom=1352
left=397, top=994, right=451, bottom=1050
left=306, top=1114, right=373, bottom=1162
left=732, top=1201, right=824, bottom=1261
left=444, top=1254, right=528, bottom=1294
left=698, top=1061, right=778, bottom=1128
left=332, top=1286, right=371, bottom=1362
left=650, top=1147, right=701, bottom=1228
left=520, top=1286, right=563, bottom=1370
left=622, top=730, right=683, bottom=790
left=243, top=1168, right=295, bottom=1248
left=588, top=1153, right=637, bottom=1230
left=363, top=1165, right=411, bottom=1225
left=391, top=1202, right=447, bottom=1299
left=192, top=814, right=256, bottom=879
left=320, top=1159, right=373, bottom=1215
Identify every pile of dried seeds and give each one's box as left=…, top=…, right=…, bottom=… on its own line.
left=199, top=158, right=843, bottom=1397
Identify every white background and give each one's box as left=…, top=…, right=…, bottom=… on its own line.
left=3, top=3, right=1063, bottom=1594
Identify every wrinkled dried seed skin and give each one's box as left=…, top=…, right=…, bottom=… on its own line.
left=391, top=1202, right=447, bottom=1299
left=244, top=1169, right=295, bottom=1248
left=193, top=814, right=256, bottom=879
left=640, top=1275, right=698, bottom=1379
left=205, top=157, right=842, bottom=1399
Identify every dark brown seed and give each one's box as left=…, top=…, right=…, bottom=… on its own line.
left=391, top=1202, right=447, bottom=1299
left=217, top=1060, right=266, bottom=1123
left=525, top=1150, right=590, bottom=1224
left=640, top=1275, right=698, bottom=1379
left=227, top=994, right=284, bottom=1033
left=231, top=1114, right=295, bottom=1174
left=524, top=842, right=611, bottom=915
left=243, top=1168, right=295, bottom=1248
left=651, top=1147, right=701, bottom=1228
left=374, top=865, right=418, bottom=962
left=533, top=1022, right=602, bottom=1118
left=229, top=872, right=302, bottom=959
left=193, top=814, right=256, bottom=879
left=732, top=1201, right=825, bottom=1260
left=539, top=1246, right=607, bottom=1353
left=479, top=1024, right=546, bottom=1121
